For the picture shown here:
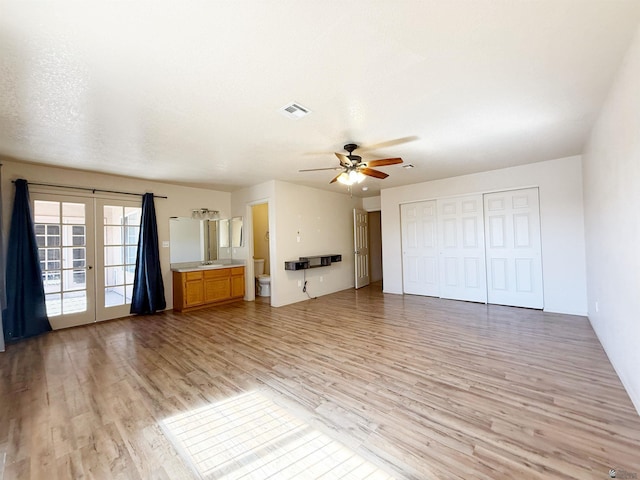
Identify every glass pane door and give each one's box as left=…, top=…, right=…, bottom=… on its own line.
left=33, top=196, right=95, bottom=329
left=96, top=199, right=142, bottom=321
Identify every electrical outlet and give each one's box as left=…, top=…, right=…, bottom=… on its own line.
left=320, top=276, right=323, bottom=282
left=297, top=280, right=302, bottom=287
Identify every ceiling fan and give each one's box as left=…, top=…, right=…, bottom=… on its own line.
left=299, top=142, right=406, bottom=186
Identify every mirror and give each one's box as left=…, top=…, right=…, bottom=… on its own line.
left=218, top=219, right=229, bottom=249
left=169, top=216, right=243, bottom=264
left=231, top=216, right=243, bottom=248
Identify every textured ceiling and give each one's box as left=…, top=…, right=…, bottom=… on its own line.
left=1, top=1, right=639, bottom=196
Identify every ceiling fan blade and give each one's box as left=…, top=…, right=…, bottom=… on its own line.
left=335, top=152, right=351, bottom=167
left=365, top=157, right=403, bottom=167
left=299, top=167, right=342, bottom=172
left=329, top=173, right=342, bottom=184
left=358, top=136, right=419, bottom=153
left=359, top=167, right=389, bottom=179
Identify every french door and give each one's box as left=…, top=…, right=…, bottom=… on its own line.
left=32, top=193, right=141, bottom=329
left=95, top=198, right=142, bottom=321
left=33, top=195, right=96, bottom=329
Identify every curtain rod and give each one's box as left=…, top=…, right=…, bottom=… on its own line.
left=11, top=180, right=168, bottom=199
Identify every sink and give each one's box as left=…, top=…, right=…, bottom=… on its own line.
left=197, top=264, right=226, bottom=269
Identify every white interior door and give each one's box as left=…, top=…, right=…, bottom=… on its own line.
left=33, top=195, right=96, bottom=329
left=437, top=195, right=487, bottom=303
left=484, top=188, right=543, bottom=309
left=353, top=208, right=370, bottom=289
left=401, top=201, right=439, bottom=296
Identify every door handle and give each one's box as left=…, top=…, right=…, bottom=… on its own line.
left=86, top=265, right=93, bottom=270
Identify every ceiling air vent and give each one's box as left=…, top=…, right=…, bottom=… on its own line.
left=279, top=102, right=311, bottom=120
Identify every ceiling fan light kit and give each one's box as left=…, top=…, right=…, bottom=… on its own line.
left=299, top=140, right=411, bottom=188
left=337, top=170, right=366, bottom=186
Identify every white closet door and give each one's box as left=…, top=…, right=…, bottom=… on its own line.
left=484, top=188, right=543, bottom=309
left=401, top=201, right=439, bottom=296
left=437, top=195, right=487, bottom=303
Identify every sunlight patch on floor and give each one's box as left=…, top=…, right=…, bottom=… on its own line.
left=161, top=391, right=394, bottom=480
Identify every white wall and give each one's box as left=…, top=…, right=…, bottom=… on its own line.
left=381, top=155, right=588, bottom=316
left=582, top=25, right=640, bottom=414
left=362, top=196, right=381, bottom=211
left=1, top=158, right=231, bottom=310
left=231, top=180, right=361, bottom=307
left=230, top=180, right=276, bottom=301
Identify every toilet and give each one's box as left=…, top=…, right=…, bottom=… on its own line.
left=254, top=258, right=271, bottom=297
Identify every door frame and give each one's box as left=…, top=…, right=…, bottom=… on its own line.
left=245, top=198, right=273, bottom=305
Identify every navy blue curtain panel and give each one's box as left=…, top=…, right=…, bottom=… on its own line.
left=130, top=193, right=166, bottom=314
left=3, top=179, right=51, bottom=342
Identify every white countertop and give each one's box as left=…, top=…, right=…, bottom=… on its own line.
left=171, top=261, right=245, bottom=273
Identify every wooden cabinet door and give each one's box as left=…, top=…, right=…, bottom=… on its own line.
left=204, top=269, right=231, bottom=302
left=231, top=267, right=245, bottom=298
left=184, top=276, right=204, bottom=307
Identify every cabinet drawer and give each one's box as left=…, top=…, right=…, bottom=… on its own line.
left=185, top=271, right=203, bottom=281
left=231, top=266, right=244, bottom=275
left=204, top=268, right=231, bottom=279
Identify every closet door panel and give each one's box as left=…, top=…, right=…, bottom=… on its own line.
left=484, top=188, right=543, bottom=309
left=437, top=195, right=487, bottom=303
left=401, top=201, right=439, bottom=296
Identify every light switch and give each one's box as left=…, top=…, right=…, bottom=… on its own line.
left=162, top=241, right=170, bottom=248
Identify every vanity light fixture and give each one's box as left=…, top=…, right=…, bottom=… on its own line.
left=191, top=208, right=220, bottom=220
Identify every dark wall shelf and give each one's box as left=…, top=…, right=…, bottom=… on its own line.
left=284, top=254, right=342, bottom=271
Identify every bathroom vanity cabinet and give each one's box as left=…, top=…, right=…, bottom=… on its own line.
left=172, top=266, right=245, bottom=312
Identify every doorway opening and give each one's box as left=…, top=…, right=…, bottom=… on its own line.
left=368, top=211, right=383, bottom=288
left=251, top=203, right=270, bottom=301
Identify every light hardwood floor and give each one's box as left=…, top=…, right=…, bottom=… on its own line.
left=1, top=284, right=639, bottom=479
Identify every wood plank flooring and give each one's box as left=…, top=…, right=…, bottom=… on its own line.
left=1, top=284, right=639, bottom=479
